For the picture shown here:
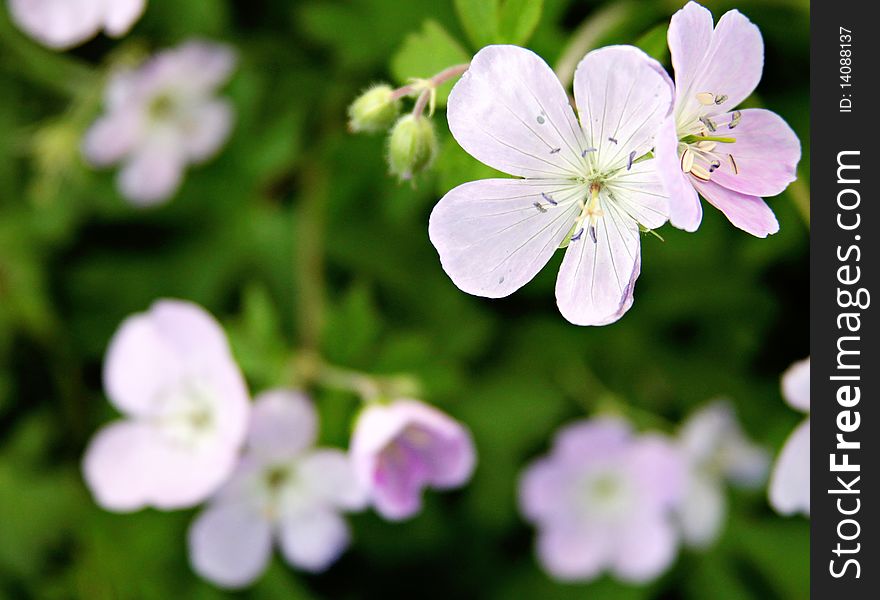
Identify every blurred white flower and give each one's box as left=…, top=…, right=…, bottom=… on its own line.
left=83, top=40, right=236, bottom=206
left=189, top=390, right=367, bottom=589
left=769, top=357, right=810, bottom=516
left=350, top=399, right=475, bottom=521
left=519, top=417, right=686, bottom=583
left=676, top=400, right=769, bottom=547
left=9, top=0, right=145, bottom=49
left=82, top=299, right=250, bottom=511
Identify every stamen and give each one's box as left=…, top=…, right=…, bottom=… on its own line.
left=728, top=111, right=742, bottom=129
left=570, top=227, right=584, bottom=242
left=696, top=140, right=717, bottom=152
left=680, top=147, right=695, bottom=173
left=550, top=147, right=561, bottom=154
left=728, top=154, right=740, bottom=175
left=714, top=94, right=728, bottom=105
left=627, top=150, right=636, bottom=170
left=608, top=137, right=618, bottom=144
left=696, top=92, right=715, bottom=106
left=708, top=159, right=721, bottom=173
left=533, top=202, right=547, bottom=213
left=690, top=164, right=711, bottom=181
left=589, top=225, right=598, bottom=244
left=541, top=192, right=558, bottom=205
left=699, top=116, right=717, bottom=132
left=581, top=147, right=597, bottom=157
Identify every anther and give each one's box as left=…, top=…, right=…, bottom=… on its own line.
left=541, top=192, right=558, bottom=205
left=728, top=154, right=739, bottom=175
left=627, top=150, right=636, bottom=170
left=699, top=116, right=717, bottom=132
left=589, top=225, right=598, bottom=244
left=533, top=202, right=547, bottom=213
left=708, top=159, right=721, bottom=173
left=570, top=227, right=584, bottom=242
left=728, top=111, right=742, bottom=129
left=690, top=164, right=711, bottom=181
left=714, top=94, right=728, bottom=105
left=550, top=147, right=561, bottom=154
left=696, top=92, right=715, bottom=106
left=696, top=140, right=717, bottom=152
left=581, top=147, right=597, bottom=157
left=680, top=147, right=695, bottom=173
left=537, top=115, right=545, bottom=124
left=608, top=136, right=618, bottom=144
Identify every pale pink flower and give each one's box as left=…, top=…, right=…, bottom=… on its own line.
left=655, top=1, right=801, bottom=237
left=82, top=299, right=250, bottom=512
left=519, top=418, right=686, bottom=583
left=82, top=40, right=236, bottom=206
left=8, top=0, right=145, bottom=49
left=429, top=44, right=673, bottom=326
left=189, top=390, right=366, bottom=589
left=769, top=357, right=810, bottom=516
left=676, top=400, right=768, bottom=546
left=350, top=399, right=475, bottom=521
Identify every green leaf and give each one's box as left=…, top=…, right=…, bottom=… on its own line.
left=390, top=20, right=471, bottom=107
left=454, top=0, right=499, bottom=49
left=497, top=0, right=544, bottom=45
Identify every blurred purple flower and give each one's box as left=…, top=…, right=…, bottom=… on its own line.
left=654, top=1, right=801, bottom=237
left=350, top=399, right=475, bottom=521
left=519, top=418, right=686, bottom=583
left=676, top=400, right=768, bottom=546
left=9, top=0, right=145, bottom=49
left=189, top=390, right=367, bottom=589
left=769, top=357, right=810, bottom=516
left=83, top=40, right=236, bottom=206
left=428, top=44, right=673, bottom=326
left=82, top=299, right=250, bottom=512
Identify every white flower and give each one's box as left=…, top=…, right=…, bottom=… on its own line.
left=769, top=357, right=810, bottom=516
left=429, top=44, right=674, bottom=325
left=82, top=299, right=250, bottom=511
left=83, top=40, right=236, bottom=205
left=9, top=0, right=145, bottom=49
left=189, top=390, right=367, bottom=589
left=676, top=400, right=768, bottom=546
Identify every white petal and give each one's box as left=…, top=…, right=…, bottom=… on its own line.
left=118, top=140, right=185, bottom=206
left=611, top=514, right=679, bottom=582
left=782, top=357, right=810, bottom=413
left=429, top=178, right=581, bottom=298
left=536, top=524, right=609, bottom=582
left=679, top=473, right=726, bottom=547
left=447, top=45, right=587, bottom=178
left=555, top=199, right=641, bottom=326
left=9, top=0, right=103, bottom=49
left=654, top=116, right=702, bottom=232
left=248, top=389, right=318, bottom=459
left=181, top=99, right=234, bottom=162
left=667, top=2, right=714, bottom=101
left=573, top=45, right=674, bottom=172
left=769, top=419, right=810, bottom=516
left=188, top=503, right=273, bottom=589
left=298, top=449, right=368, bottom=511
left=82, top=108, right=143, bottom=167
left=607, top=161, right=669, bottom=230
left=101, top=0, right=145, bottom=37
left=278, top=509, right=350, bottom=572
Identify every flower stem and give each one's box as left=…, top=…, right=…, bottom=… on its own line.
left=293, top=351, right=421, bottom=401
left=390, top=63, right=470, bottom=100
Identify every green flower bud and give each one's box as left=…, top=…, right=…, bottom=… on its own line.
left=347, top=84, right=401, bottom=133
left=386, top=114, right=438, bottom=181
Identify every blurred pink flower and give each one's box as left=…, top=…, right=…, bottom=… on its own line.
left=9, top=0, right=145, bottom=49
left=519, top=418, right=686, bottom=583
left=189, top=390, right=367, bottom=589
left=676, top=400, right=768, bottom=546
left=655, top=1, right=800, bottom=237
left=82, top=299, right=250, bottom=512
left=350, top=399, right=475, bottom=521
left=769, top=357, right=810, bottom=516
left=429, top=44, right=673, bottom=326
left=82, top=40, right=236, bottom=206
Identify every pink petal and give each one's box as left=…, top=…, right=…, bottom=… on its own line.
left=679, top=473, right=726, bottom=547
left=627, top=434, right=686, bottom=509
left=709, top=109, right=800, bottom=197
left=147, top=299, right=234, bottom=365
left=555, top=200, right=641, bottom=326
left=102, top=0, right=145, bottom=37
left=611, top=513, right=679, bottom=582
left=553, top=418, right=631, bottom=464
left=655, top=116, right=702, bottom=231
left=173, top=41, right=238, bottom=94
left=82, top=107, right=143, bottom=167
left=536, top=524, right=609, bottom=582
left=671, top=5, right=763, bottom=118
left=118, top=141, right=185, bottom=206
left=428, top=178, right=581, bottom=298
left=769, top=419, right=810, bottom=516
left=447, top=45, right=586, bottom=178
left=278, top=509, right=350, bottom=572
left=692, top=179, right=779, bottom=237
left=188, top=503, right=273, bottom=589
left=9, top=0, right=103, bottom=49
left=606, top=161, right=669, bottom=230
left=781, top=357, right=810, bottom=413
left=181, top=99, right=234, bottom=163
left=248, top=389, right=318, bottom=460
left=298, top=449, right=368, bottom=511
left=573, top=45, right=674, bottom=169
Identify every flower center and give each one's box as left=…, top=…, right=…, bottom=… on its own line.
left=154, top=380, right=219, bottom=450
left=677, top=92, right=742, bottom=182
left=578, top=470, right=634, bottom=521
left=148, top=93, right=177, bottom=121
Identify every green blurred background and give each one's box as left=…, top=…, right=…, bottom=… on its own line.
left=0, top=0, right=809, bottom=598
